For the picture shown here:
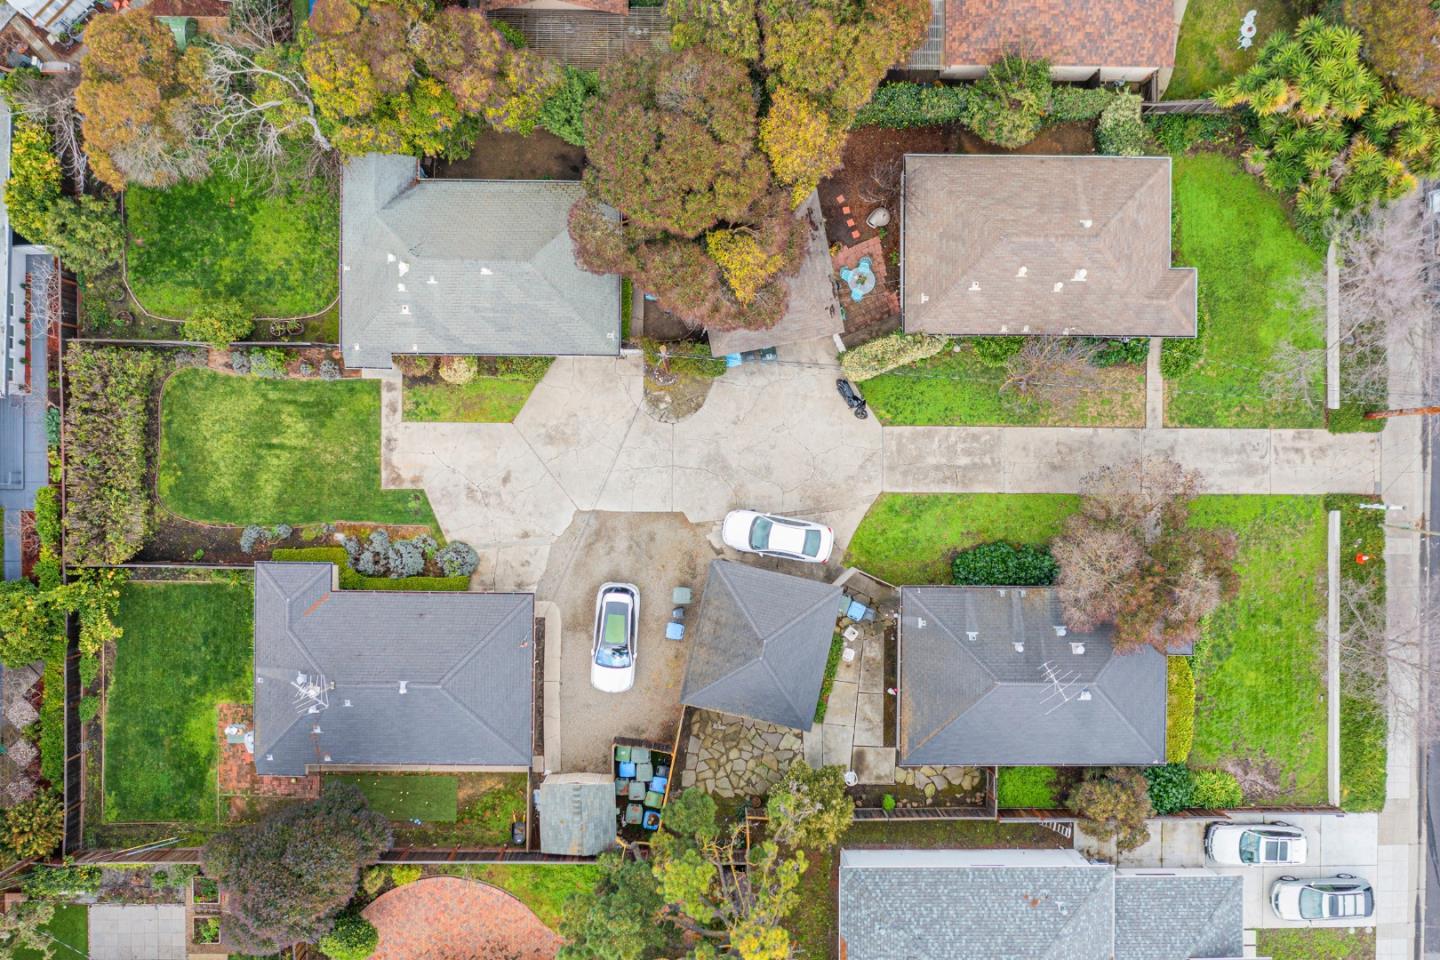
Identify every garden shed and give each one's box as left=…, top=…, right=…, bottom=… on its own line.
left=535, top=773, right=617, bottom=856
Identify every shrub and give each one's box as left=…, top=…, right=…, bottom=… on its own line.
left=881, top=793, right=896, bottom=811
left=79, top=653, right=99, bottom=689
left=764, top=761, right=854, bottom=848
left=1046, top=86, right=1117, bottom=123
left=248, top=348, right=289, bottom=379
left=538, top=66, right=599, bottom=146
left=435, top=541, right=479, bottom=578
left=182, top=300, right=254, bottom=347
left=1146, top=114, right=1236, bottom=155
left=1160, top=313, right=1204, bottom=379
left=2, top=792, right=64, bottom=858
left=951, top=542, right=1058, bottom=586
left=318, top=914, right=379, bottom=960
left=298, top=361, right=314, bottom=377
left=230, top=350, right=251, bottom=375
left=706, top=228, right=785, bottom=304
left=1328, top=402, right=1385, bottom=433
left=389, top=864, right=421, bottom=886
left=964, top=55, right=1051, bottom=149
left=1065, top=768, right=1152, bottom=852
left=33, top=486, right=60, bottom=549
left=343, top=530, right=441, bottom=579
left=4, top=118, right=61, bottom=242
left=320, top=359, right=341, bottom=381
left=852, top=82, right=966, bottom=128
left=996, top=767, right=1059, bottom=808
left=840, top=332, right=950, bottom=381
left=79, top=695, right=99, bottom=723
left=438, top=355, right=478, bottom=385
left=1087, top=337, right=1149, bottom=367
left=969, top=335, right=1026, bottom=367
left=1166, top=657, right=1195, bottom=763
left=22, top=865, right=101, bottom=899
left=44, top=407, right=59, bottom=448
left=361, top=866, right=388, bottom=896
left=34, top=548, right=60, bottom=591
left=1143, top=763, right=1195, bottom=814
left=1191, top=769, right=1243, bottom=809
left=1095, top=93, right=1148, bottom=156
left=494, top=356, right=553, bottom=379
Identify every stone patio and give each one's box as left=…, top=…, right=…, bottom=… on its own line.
left=683, top=710, right=803, bottom=798
left=89, top=904, right=187, bottom=960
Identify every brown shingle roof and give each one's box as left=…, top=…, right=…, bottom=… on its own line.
left=944, top=0, right=1176, bottom=70
left=900, top=154, right=1196, bottom=338
left=482, top=0, right=626, bottom=17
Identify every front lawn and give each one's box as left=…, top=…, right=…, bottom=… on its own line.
left=1166, top=153, right=1326, bottom=428
left=1188, top=496, right=1329, bottom=803
left=402, top=358, right=554, bottom=423
left=157, top=369, right=436, bottom=528
left=1166, top=0, right=1301, bottom=100
left=844, top=493, right=1078, bottom=585
left=457, top=864, right=603, bottom=930
left=862, top=345, right=1145, bottom=427
left=12, top=904, right=88, bottom=960
left=126, top=169, right=338, bottom=319
left=106, top=581, right=254, bottom=822
left=1256, top=928, right=1375, bottom=960
left=326, top=774, right=459, bottom=822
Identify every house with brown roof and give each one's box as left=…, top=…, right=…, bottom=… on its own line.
left=900, top=153, right=1197, bottom=339
left=940, top=0, right=1178, bottom=84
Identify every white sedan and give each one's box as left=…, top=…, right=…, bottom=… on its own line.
left=590, top=583, right=639, bottom=693
left=721, top=510, right=834, bottom=564
left=1204, top=822, right=1307, bottom=866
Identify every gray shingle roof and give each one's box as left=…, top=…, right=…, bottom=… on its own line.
left=253, top=562, right=533, bottom=775
left=680, top=560, right=842, bottom=730
left=536, top=773, right=617, bottom=856
left=901, top=154, right=1197, bottom=338
left=838, top=850, right=1115, bottom=960
left=899, top=586, right=1166, bottom=767
left=1113, top=873, right=1245, bottom=960
left=340, top=154, right=620, bottom=368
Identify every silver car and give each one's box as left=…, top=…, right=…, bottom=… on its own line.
left=1270, top=875, right=1374, bottom=922
left=1204, top=821, right=1307, bottom=866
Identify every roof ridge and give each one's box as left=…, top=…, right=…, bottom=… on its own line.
left=439, top=595, right=530, bottom=687
left=1034, top=866, right=1114, bottom=960
left=1087, top=678, right=1162, bottom=760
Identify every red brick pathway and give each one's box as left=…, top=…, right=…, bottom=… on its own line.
left=363, top=877, right=562, bottom=960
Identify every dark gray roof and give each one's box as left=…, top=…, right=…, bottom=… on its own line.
left=340, top=154, right=621, bottom=368
left=899, top=586, right=1166, bottom=767
left=253, top=562, right=533, bottom=775
left=536, top=773, right=617, bottom=856
left=838, top=850, right=1115, bottom=960
left=1113, top=873, right=1244, bottom=960
left=680, top=560, right=842, bottom=730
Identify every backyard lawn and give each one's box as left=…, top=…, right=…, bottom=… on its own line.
left=326, top=774, right=459, bottom=822
left=1188, top=496, right=1329, bottom=803
left=106, top=581, right=254, bottom=822
left=126, top=168, right=339, bottom=319
left=450, top=864, right=604, bottom=930
left=863, top=345, right=1145, bottom=427
left=1166, top=153, right=1326, bottom=428
left=12, top=904, right=88, bottom=960
left=157, top=369, right=436, bottom=528
left=386, top=773, right=529, bottom=846
left=1256, top=928, right=1375, bottom=960
left=844, top=493, right=1078, bottom=585
left=1166, top=0, right=1301, bottom=100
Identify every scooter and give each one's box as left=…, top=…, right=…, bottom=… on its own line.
left=836, top=378, right=869, bottom=419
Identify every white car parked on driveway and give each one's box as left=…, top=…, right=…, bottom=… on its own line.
left=590, top=582, right=638, bottom=693
left=1204, top=822, right=1308, bottom=866
left=721, top=510, right=834, bottom=563
left=1270, top=875, right=1374, bottom=921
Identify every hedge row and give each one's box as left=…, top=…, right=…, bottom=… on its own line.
left=840, top=332, right=950, bottom=381
left=1166, top=656, right=1195, bottom=763
left=853, top=81, right=1125, bottom=130
left=269, top=547, right=469, bottom=592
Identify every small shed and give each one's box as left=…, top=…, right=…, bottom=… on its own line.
left=536, top=773, right=617, bottom=857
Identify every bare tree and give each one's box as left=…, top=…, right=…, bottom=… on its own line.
left=858, top=157, right=900, bottom=206
left=1261, top=339, right=1326, bottom=410
left=4, top=70, right=87, bottom=189
left=1000, top=337, right=1105, bottom=412
left=1337, top=578, right=1440, bottom=740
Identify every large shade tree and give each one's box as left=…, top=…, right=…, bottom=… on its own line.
left=1346, top=0, right=1440, bottom=106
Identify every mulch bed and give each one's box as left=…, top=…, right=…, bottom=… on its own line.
left=135, top=516, right=434, bottom=565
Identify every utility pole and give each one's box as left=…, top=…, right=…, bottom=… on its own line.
left=1364, top=405, right=1440, bottom=419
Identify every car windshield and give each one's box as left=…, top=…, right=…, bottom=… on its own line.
left=803, top=529, right=822, bottom=557
left=595, top=603, right=631, bottom=668
left=750, top=517, right=773, bottom=551
left=1239, top=832, right=1260, bottom=864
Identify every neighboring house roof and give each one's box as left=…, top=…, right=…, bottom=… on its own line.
left=838, top=850, right=1246, bottom=960
left=340, top=154, right=620, bottom=368
left=838, top=849, right=1115, bottom=960
left=898, top=586, right=1166, bottom=767
left=680, top=560, right=842, bottom=730
left=900, top=154, right=1197, bottom=338
left=943, top=0, right=1177, bottom=70
left=482, top=0, right=627, bottom=16
left=707, top=192, right=843, bottom=356
left=8, top=0, right=89, bottom=34
left=536, top=773, right=618, bottom=856
left=252, top=562, right=534, bottom=776
left=1113, top=873, right=1245, bottom=960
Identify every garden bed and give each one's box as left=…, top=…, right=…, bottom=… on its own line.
left=434, top=864, right=604, bottom=931
left=401, top=356, right=553, bottom=423
left=431, top=128, right=585, bottom=181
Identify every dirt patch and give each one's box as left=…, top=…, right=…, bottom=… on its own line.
left=432, top=129, right=585, bottom=181
left=643, top=373, right=712, bottom=423
left=641, top=300, right=693, bottom=341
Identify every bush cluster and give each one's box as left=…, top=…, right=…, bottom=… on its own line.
left=342, top=529, right=437, bottom=578
left=1095, top=93, right=1149, bottom=156
left=1160, top=312, right=1205, bottom=379
left=1166, top=657, right=1195, bottom=763
left=434, top=541, right=479, bottom=578
left=1046, top=85, right=1119, bottom=123
left=538, top=66, right=599, bottom=146
left=1, top=792, right=64, bottom=859
left=1191, top=769, right=1243, bottom=808
left=150, top=865, right=199, bottom=890
left=852, top=82, right=967, bottom=128
left=840, top=332, right=950, bottom=381
left=951, top=542, right=1058, bottom=586
left=439, top=356, right=478, bottom=385
left=230, top=348, right=290, bottom=379
left=1143, top=763, right=1195, bottom=814
left=495, top=356, right=553, bottom=380
left=1086, top=337, right=1149, bottom=367
left=240, top=523, right=293, bottom=554
left=33, top=486, right=60, bottom=549
left=182, top=300, right=253, bottom=347
left=21, top=864, right=101, bottom=899
left=969, top=336, right=1026, bottom=368
left=318, top=914, right=379, bottom=960
left=963, top=55, right=1051, bottom=148
left=1146, top=114, right=1237, bottom=155
left=390, top=864, right=422, bottom=886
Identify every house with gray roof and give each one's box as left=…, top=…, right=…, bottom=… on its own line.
left=252, top=562, right=534, bottom=776
left=838, top=849, right=1244, bottom=960
left=679, top=560, right=842, bottom=730
left=340, top=154, right=620, bottom=369
left=900, top=154, right=1197, bottom=338
left=898, top=586, right=1166, bottom=767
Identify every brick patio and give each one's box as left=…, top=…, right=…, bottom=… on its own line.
left=833, top=236, right=900, bottom=332
left=216, top=704, right=319, bottom=816
left=363, top=877, right=562, bottom=960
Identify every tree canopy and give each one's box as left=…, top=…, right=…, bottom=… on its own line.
left=1346, top=0, right=1440, bottom=106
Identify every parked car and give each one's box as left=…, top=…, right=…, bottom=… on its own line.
left=591, top=582, right=639, bottom=693
left=1270, top=875, right=1374, bottom=922
left=721, top=510, right=834, bottom=563
left=1204, top=822, right=1308, bottom=866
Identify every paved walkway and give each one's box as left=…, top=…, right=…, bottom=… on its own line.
left=362, top=877, right=561, bottom=960
left=89, top=904, right=186, bottom=960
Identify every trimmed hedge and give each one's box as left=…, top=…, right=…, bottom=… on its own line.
left=970, top=335, right=1027, bottom=368
left=1144, top=763, right=1195, bottom=814
left=853, top=82, right=967, bottom=128
left=1086, top=337, right=1149, bottom=367
left=33, top=486, right=60, bottom=549
left=269, top=547, right=469, bottom=592
left=951, top=542, right=1058, bottom=586
left=813, top=633, right=844, bottom=724
left=841, top=333, right=950, bottom=381
left=1166, top=657, right=1195, bottom=763
left=1046, top=85, right=1117, bottom=123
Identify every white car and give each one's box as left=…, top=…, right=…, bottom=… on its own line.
left=1204, top=822, right=1307, bottom=866
left=590, top=583, right=638, bottom=693
left=1270, top=875, right=1374, bottom=922
left=721, top=510, right=834, bottom=563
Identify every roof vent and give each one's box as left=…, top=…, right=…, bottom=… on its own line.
left=1053, top=625, right=1067, bottom=637
left=1017, top=589, right=1026, bottom=597
left=997, top=589, right=1007, bottom=597
left=427, top=276, right=437, bottom=285
left=1016, top=266, right=1028, bottom=278
left=1069, top=641, right=1085, bottom=655
left=412, top=344, right=418, bottom=352
left=265, top=753, right=273, bottom=761
left=1012, top=641, right=1024, bottom=653
left=968, top=281, right=981, bottom=292
left=343, top=699, right=352, bottom=707
left=312, top=724, right=322, bottom=734
left=398, top=261, right=410, bottom=276
left=1080, top=219, right=1093, bottom=229
left=916, top=617, right=927, bottom=629
left=1078, top=689, right=1092, bottom=701
left=400, top=305, right=410, bottom=315
left=1072, top=269, right=1088, bottom=282
left=966, top=631, right=978, bottom=642
left=397, top=283, right=406, bottom=293
left=387, top=253, right=396, bottom=263
left=398, top=681, right=408, bottom=695
left=920, top=293, right=929, bottom=304
left=1053, top=282, right=1064, bottom=293
left=323, top=754, right=332, bottom=762
left=480, top=267, right=494, bottom=276
left=342, top=264, right=350, bottom=272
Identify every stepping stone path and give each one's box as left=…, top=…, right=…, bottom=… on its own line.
left=682, top=710, right=803, bottom=798
left=894, top=764, right=986, bottom=805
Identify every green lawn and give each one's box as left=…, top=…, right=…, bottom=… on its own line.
left=106, top=582, right=254, bottom=822
left=126, top=168, right=339, bottom=319
left=1256, top=928, right=1375, bottom=960
left=1188, top=496, right=1329, bottom=804
left=390, top=773, right=529, bottom=846
left=1167, top=153, right=1326, bottom=428
left=403, top=376, right=543, bottom=423
left=157, top=368, right=436, bottom=528
left=456, top=865, right=604, bottom=930
left=844, top=493, right=1078, bottom=585
left=1166, top=0, right=1301, bottom=100
left=996, top=767, right=1060, bottom=809
left=13, top=904, right=88, bottom=960
left=327, top=774, right=459, bottom=822
left=863, top=346, right=1145, bottom=427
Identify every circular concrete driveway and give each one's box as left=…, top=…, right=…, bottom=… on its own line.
left=362, top=876, right=562, bottom=960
